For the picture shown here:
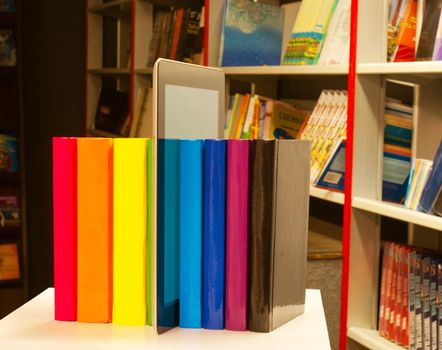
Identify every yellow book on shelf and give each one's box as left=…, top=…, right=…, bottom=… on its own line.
left=113, top=138, right=148, bottom=325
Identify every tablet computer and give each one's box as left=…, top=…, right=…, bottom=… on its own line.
left=151, top=59, right=225, bottom=333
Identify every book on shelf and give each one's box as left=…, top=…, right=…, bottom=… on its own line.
left=0, top=0, right=15, bottom=13
left=418, top=139, right=442, bottom=214
left=0, top=195, right=19, bottom=228
left=218, top=0, right=284, bottom=66
left=416, top=0, right=442, bottom=61
left=387, top=0, right=418, bottom=62
left=0, top=134, right=18, bottom=173
left=0, top=30, right=16, bottom=67
left=94, top=87, right=129, bottom=136
left=282, top=0, right=342, bottom=65
left=147, top=3, right=204, bottom=67
left=0, top=242, right=20, bottom=282
left=404, top=158, right=433, bottom=210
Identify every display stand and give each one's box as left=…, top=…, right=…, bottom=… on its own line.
left=0, top=288, right=330, bottom=350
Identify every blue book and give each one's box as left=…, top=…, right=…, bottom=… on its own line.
left=219, top=0, right=283, bottom=66
left=384, top=124, right=412, bottom=148
left=179, top=140, right=204, bottom=328
left=419, top=140, right=442, bottom=213
left=203, top=140, right=226, bottom=330
left=315, top=138, right=346, bottom=192
left=157, top=139, right=180, bottom=331
left=382, top=151, right=411, bottom=204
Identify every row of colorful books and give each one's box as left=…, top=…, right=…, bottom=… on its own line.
left=378, top=241, right=442, bottom=349
left=224, top=90, right=348, bottom=192
left=404, top=139, right=442, bottom=215
left=53, top=137, right=309, bottom=333
left=218, top=0, right=350, bottom=66
left=147, top=5, right=204, bottom=67
left=388, top=0, right=442, bottom=62
left=382, top=98, right=413, bottom=204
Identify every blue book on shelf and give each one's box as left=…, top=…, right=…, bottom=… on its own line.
left=382, top=151, right=411, bottom=204
left=157, top=139, right=180, bottom=330
left=315, top=138, right=346, bottom=192
left=203, top=140, right=226, bottom=330
left=219, top=0, right=283, bottom=66
left=419, top=139, right=442, bottom=213
left=384, top=124, right=412, bottom=149
left=179, top=140, right=204, bottom=328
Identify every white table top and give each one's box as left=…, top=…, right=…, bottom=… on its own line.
left=0, top=288, right=330, bottom=350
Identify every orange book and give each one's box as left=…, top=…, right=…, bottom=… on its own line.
left=169, top=9, right=184, bottom=60
left=233, top=94, right=250, bottom=139
left=394, top=0, right=417, bottom=62
left=77, top=138, right=113, bottom=323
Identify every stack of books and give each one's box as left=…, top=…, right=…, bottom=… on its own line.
left=382, top=98, right=413, bottom=204
left=147, top=5, right=204, bottom=67
left=379, top=241, right=442, bottom=349
left=223, top=94, right=309, bottom=140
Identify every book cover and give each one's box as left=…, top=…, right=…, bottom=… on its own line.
left=432, top=12, right=442, bottom=60
left=77, top=138, right=113, bottom=323
left=419, top=140, right=442, bottom=213
left=248, top=139, right=310, bottom=332
left=219, top=0, right=283, bottom=66
left=157, top=139, right=180, bottom=331
left=203, top=140, right=226, bottom=330
left=270, top=101, right=309, bottom=140
left=52, top=137, right=77, bottom=321
left=315, top=138, right=346, bottom=192
left=0, top=134, right=19, bottom=173
left=0, top=0, right=15, bottom=13
left=0, top=30, right=16, bottom=66
left=94, top=87, right=129, bottom=136
left=382, top=151, right=411, bottom=204
left=179, top=140, right=203, bottom=329
left=416, top=0, right=442, bottom=61
left=390, top=0, right=418, bottom=62
left=113, top=138, right=148, bottom=325
left=0, top=195, right=19, bottom=227
left=225, top=140, right=250, bottom=331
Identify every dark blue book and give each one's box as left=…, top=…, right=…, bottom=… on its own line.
left=315, top=138, right=346, bottom=192
left=384, top=124, right=412, bottom=148
left=382, top=151, right=411, bottom=204
left=419, top=140, right=442, bottom=213
left=179, top=140, right=204, bottom=328
left=157, top=139, right=180, bottom=332
left=202, top=140, right=226, bottom=330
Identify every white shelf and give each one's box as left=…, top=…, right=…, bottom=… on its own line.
left=0, top=288, right=331, bottom=350
left=357, top=61, right=442, bottom=76
left=352, top=197, right=442, bottom=231
left=88, top=68, right=130, bottom=76
left=347, top=327, right=404, bottom=350
left=89, top=0, right=131, bottom=18
left=221, top=65, right=348, bottom=77
left=309, top=186, right=344, bottom=205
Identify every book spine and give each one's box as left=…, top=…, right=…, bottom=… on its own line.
left=389, top=244, right=398, bottom=339
left=385, top=242, right=394, bottom=338
left=402, top=247, right=410, bottom=347
left=379, top=242, right=389, bottom=336
left=430, top=259, right=438, bottom=350
left=419, top=140, right=442, bottom=213
left=53, top=137, right=77, bottom=321
left=438, top=263, right=442, bottom=350
left=179, top=140, right=204, bottom=328
left=203, top=140, right=226, bottom=330
left=416, top=254, right=424, bottom=350
left=112, top=139, right=148, bottom=325
left=77, top=138, right=113, bottom=323
left=410, top=250, right=416, bottom=350
left=225, top=140, right=250, bottom=331
left=395, top=246, right=404, bottom=343
left=423, top=257, right=432, bottom=350
left=248, top=140, right=276, bottom=332
left=157, top=139, right=180, bottom=329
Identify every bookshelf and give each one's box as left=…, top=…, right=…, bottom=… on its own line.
left=0, top=0, right=27, bottom=318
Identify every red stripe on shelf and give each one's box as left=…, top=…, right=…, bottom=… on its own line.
left=340, top=0, right=358, bottom=349
left=203, top=0, right=209, bottom=66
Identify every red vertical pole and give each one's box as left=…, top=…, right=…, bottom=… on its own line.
left=340, top=0, right=358, bottom=348
left=203, top=0, right=210, bottom=66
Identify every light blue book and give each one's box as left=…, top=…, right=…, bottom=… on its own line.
left=219, top=0, right=283, bottom=66
left=179, top=140, right=204, bottom=328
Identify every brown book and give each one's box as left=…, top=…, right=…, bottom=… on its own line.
left=248, top=139, right=310, bottom=332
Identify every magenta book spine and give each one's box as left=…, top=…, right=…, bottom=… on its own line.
left=225, top=139, right=250, bottom=331
left=53, top=137, right=78, bottom=321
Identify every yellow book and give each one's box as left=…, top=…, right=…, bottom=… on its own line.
left=113, top=138, right=148, bottom=325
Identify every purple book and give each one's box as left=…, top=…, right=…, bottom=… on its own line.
left=225, top=140, right=250, bottom=331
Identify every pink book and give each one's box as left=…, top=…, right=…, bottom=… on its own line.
left=53, top=137, right=78, bottom=321
left=225, top=139, right=250, bottom=331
